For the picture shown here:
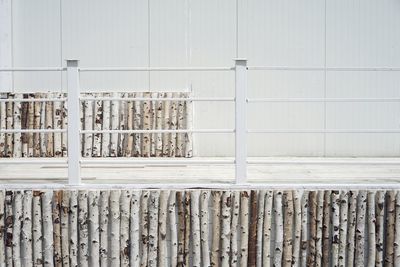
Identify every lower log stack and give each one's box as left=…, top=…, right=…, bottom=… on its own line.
left=0, top=189, right=399, bottom=266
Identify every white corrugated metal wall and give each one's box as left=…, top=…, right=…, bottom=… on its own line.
left=3, top=0, right=400, bottom=157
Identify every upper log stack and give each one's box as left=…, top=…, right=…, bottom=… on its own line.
left=0, top=92, right=193, bottom=158
left=0, top=189, right=399, bottom=266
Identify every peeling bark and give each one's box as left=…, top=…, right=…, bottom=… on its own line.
left=240, top=191, right=250, bottom=267
left=338, top=191, right=349, bottom=267
left=346, top=190, right=357, bottom=267
left=230, top=191, right=240, bottom=267
left=169, top=191, right=178, bottom=267
left=331, top=190, right=340, bottom=267
left=376, top=190, right=385, bottom=267
left=61, top=191, right=70, bottom=267
left=300, top=191, right=309, bottom=267
left=385, top=190, right=396, bottom=266
left=221, top=191, right=232, bottom=267
left=12, top=190, right=22, bottom=267
left=53, top=191, right=62, bottom=267
left=191, top=191, right=201, bottom=267
left=273, top=191, right=283, bottom=267
left=355, top=190, right=367, bottom=267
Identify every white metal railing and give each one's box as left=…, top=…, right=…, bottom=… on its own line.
left=1, top=59, right=400, bottom=185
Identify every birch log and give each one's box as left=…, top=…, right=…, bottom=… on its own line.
left=191, top=191, right=201, bottom=267
left=200, top=191, right=210, bottom=267
left=273, top=191, right=283, bottom=267
left=45, top=99, right=54, bottom=157
left=184, top=96, right=193, bottom=157
left=168, top=191, right=178, bottom=267
left=5, top=191, right=13, bottom=266
left=169, top=93, right=178, bottom=157
left=120, top=190, right=131, bottom=267
left=395, top=191, right=400, bottom=266
left=155, top=93, right=163, bottom=157
left=142, top=92, right=151, bottom=157
left=331, top=191, right=340, bottom=267
left=61, top=94, right=68, bottom=157
left=368, top=191, right=376, bottom=267
left=126, top=93, right=135, bottom=157
left=248, top=190, right=258, bottom=267
left=40, top=94, right=46, bottom=157
left=140, top=191, right=149, bottom=267
left=12, top=94, right=22, bottom=157
left=158, top=191, right=169, bottom=267
left=322, top=190, right=331, bottom=266
left=315, top=191, right=324, bottom=267
left=130, top=191, right=141, bottom=267
left=28, top=94, right=35, bottom=156
left=5, top=98, right=13, bottom=157
left=53, top=191, right=62, bottom=267
left=355, top=190, right=367, bottom=267
left=88, top=190, right=100, bottom=267
left=110, top=190, right=121, bottom=267
left=99, top=191, right=110, bottom=267
left=34, top=93, right=42, bottom=157
left=240, top=191, right=250, bottom=267
left=21, top=96, right=28, bottom=157
left=12, top=190, right=22, bottom=267
left=283, top=190, right=294, bottom=267
left=307, top=191, right=317, bottom=266
left=376, top=190, right=385, bottom=267
left=78, top=191, right=89, bottom=267
left=119, top=93, right=127, bottom=156
left=83, top=97, right=93, bottom=157
left=150, top=92, right=157, bottom=156
left=347, top=191, right=357, bottom=267
left=61, top=191, right=70, bottom=267
left=133, top=92, right=142, bottom=157
left=42, top=191, right=54, bottom=267
left=176, top=92, right=185, bottom=157
left=69, top=191, right=78, bottom=267
left=101, top=93, right=111, bottom=157
left=300, top=191, right=309, bottom=267
left=256, top=190, right=265, bottom=267
left=221, top=191, right=232, bottom=267
left=0, top=95, right=6, bottom=157
left=32, top=191, right=43, bottom=267
left=92, top=95, right=103, bottom=157
left=53, top=93, right=63, bottom=157
left=231, top=191, right=240, bottom=267
left=338, top=191, right=349, bottom=267
left=110, top=92, right=119, bottom=157
left=177, top=191, right=185, bottom=266
left=292, top=190, right=301, bottom=267
left=148, top=191, right=160, bottom=267
left=263, top=191, right=273, bottom=267
left=386, top=190, right=396, bottom=266
left=211, top=191, right=222, bottom=267
left=162, top=93, right=171, bottom=156
left=184, top=192, right=191, bottom=267
left=0, top=191, right=4, bottom=264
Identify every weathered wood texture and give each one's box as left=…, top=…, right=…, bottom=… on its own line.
left=0, top=189, right=398, bottom=266
left=0, top=92, right=193, bottom=158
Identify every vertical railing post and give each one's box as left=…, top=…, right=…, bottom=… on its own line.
left=234, top=58, right=247, bottom=184
left=66, top=60, right=81, bottom=185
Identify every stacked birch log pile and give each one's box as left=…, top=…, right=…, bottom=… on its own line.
left=0, top=189, right=399, bottom=266
left=0, top=92, right=192, bottom=158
